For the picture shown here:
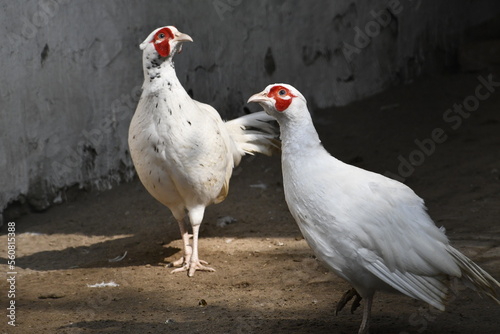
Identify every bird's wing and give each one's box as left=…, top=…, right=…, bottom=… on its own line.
left=312, top=161, right=500, bottom=307
left=192, top=100, right=226, bottom=125
left=293, top=157, right=460, bottom=277
left=361, top=243, right=500, bottom=309
left=191, top=100, right=235, bottom=203
left=329, top=164, right=460, bottom=277
left=361, top=254, right=449, bottom=310
left=299, top=162, right=461, bottom=308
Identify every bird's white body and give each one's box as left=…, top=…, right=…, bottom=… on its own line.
left=249, top=83, right=499, bottom=333
left=129, top=27, right=277, bottom=276
left=130, top=62, right=233, bottom=212
left=280, top=115, right=455, bottom=307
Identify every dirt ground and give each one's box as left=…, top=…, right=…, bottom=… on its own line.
left=1, top=71, right=500, bottom=334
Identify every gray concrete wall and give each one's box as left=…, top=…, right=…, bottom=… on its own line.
left=1, top=0, right=499, bottom=221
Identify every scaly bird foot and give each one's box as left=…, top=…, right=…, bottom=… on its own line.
left=188, top=260, right=215, bottom=277
left=167, top=243, right=193, bottom=268
left=170, top=260, right=215, bottom=277
left=335, top=288, right=362, bottom=315
left=167, top=256, right=189, bottom=268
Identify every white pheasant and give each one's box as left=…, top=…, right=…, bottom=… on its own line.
left=248, top=83, right=500, bottom=333
left=128, top=26, right=278, bottom=277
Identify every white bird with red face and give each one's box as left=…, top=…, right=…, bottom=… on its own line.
left=128, top=26, right=278, bottom=277
left=248, top=83, right=500, bottom=333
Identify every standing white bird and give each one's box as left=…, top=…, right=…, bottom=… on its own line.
left=248, top=83, right=500, bottom=333
left=128, top=26, right=278, bottom=277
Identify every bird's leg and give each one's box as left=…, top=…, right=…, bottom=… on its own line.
left=169, top=218, right=192, bottom=269
left=351, top=291, right=362, bottom=314
left=336, top=288, right=362, bottom=315
left=170, top=207, right=215, bottom=276
left=187, top=223, right=215, bottom=277
left=186, top=206, right=215, bottom=277
left=358, top=293, right=373, bottom=334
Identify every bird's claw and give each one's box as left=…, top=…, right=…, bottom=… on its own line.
left=188, top=262, right=215, bottom=277
left=170, top=260, right=215, bottom=277
left=167, top=256, right=188, bottom=268
left=350, top=293, right=362, bottom=314
left=170, top=265, right=189, bottom=274
left=335, top=288, right=362, bottom=315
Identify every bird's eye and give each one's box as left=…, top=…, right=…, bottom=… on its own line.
left=158, top=33, right=165, bottom=39
left=278, top=89, right=287, bottom=96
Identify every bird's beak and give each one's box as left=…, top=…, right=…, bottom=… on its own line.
left=247, top=91, right=270, bottom=104
left=173, top=32, right=193, bottom=54
left=173, top=32, right=193, bottom=43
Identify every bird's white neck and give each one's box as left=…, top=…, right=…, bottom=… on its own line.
left=142, top=52, right=182, bottom=93
left=278, top=110, right=323, bottom=157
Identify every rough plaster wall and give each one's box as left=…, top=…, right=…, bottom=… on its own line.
left=1, top=0, right=499, bottom=220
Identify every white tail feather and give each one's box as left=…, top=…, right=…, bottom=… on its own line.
left=366, top=244, right=500, bottom=311
left=447, top=246, right=500, bottom=303
left=367, top=261, right=449, bottom=310
left=224, top=111, right=280, bottom=165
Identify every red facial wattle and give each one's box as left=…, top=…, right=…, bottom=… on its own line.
left=153, top=27, right=174, bottom=57
left=268, top=85, right=296, bottom=112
